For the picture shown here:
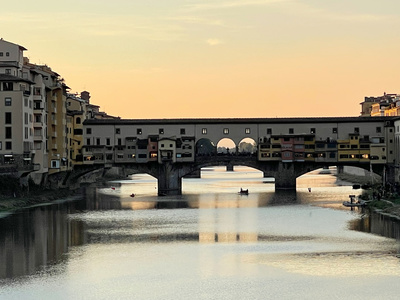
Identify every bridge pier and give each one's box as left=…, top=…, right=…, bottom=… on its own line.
left=274, top=163, right=297, bottom=190
left=157, top=163, right=182, bottom=196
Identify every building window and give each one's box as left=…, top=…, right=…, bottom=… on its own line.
left=86, top=138, right=91, bottom=145
left=6, top=52, right=9, bottom=57
left=376, top=127, right=381, bottom=133
left=180, top=128, right=185, bottom=135
left=223, top=128, right=229, bottom=134
left=106, top=138, right=111, bottom=146
left=310, top=128, right=316, bottom=134
left=0, top=52, right=2, bottom=56
left=116, top=128, right=120, bottom=134
left=3, top=82, right=13, bottom=91
left=332, top=127, right=337, bottom=134
left=5, top=142, right=11, bottom=150
left=289, top=128, right=294, bottom=134
left=245, top=128, right=250, bottom=134
left=5, top=69, right=11, bottom=75
left=267, top=128, right=272, bottom=134
left=76, top=117, right=81, bottom=124
left=137, top=128, right=142, bottom=135
left=118, top=138, right=122, bottom=146
left=5, top=97, right=11, bottom=106
left=96, top=138, right=100, bottom=145
left=86, top=128, right=92, bottom=134
left=354, top=127, right=359, bottom=134
left=159, top=128, right=164, bottom=134
left=0, top=142, right=2, bottom=149
left=5, top=112, right=11, bottom=124
left=34, top=87, right=41, bottom=95
left=5, top=127, right=12, bottom=139
left=202, top=128, right=207, bottom=134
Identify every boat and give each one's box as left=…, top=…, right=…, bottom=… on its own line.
left=342, top=200, right=368, bottom=207
left=342, top=194, right=369, bottom=207
left=130, top=193, right=135, bottom=197
left=239, top=188, right=249, bottom=195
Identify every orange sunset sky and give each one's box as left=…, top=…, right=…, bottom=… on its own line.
left=1, top=0, right=400, bottom=119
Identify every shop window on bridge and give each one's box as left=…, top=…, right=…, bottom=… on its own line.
left=138, top=154, right=147, bottom=158
left=340, top=154, right=349, bottom=159
left=4, top=155, right=14, bottom=164
left=150, top=152, right=158, bottom=158
left=351, top=145, right=358, bottom=149
left=261, top=153, right=271, bottom=157
left=106, top=154, right=113, bottom=160
left=304, top=136, right=314, bottom=142
left=329, top=152, right=336, bottom=158
left=117, top=154, right=124, bottom=159
left=272, top=152, right=281, bottom=157
left=317, top=153, right=325, bottom=158
left=94, top=154, right=104, bottom=160
left=130, top=154, right=136, bottom=159
left=316, top=143, right=325, bottom=148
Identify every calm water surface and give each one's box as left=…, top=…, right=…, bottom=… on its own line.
left=1, top=167, right=400, bottom=300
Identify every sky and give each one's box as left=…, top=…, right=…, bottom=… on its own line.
left=1, top=0, right=400, bottom=119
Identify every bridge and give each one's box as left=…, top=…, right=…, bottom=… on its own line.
left=60, top=116, right=399, bottom=195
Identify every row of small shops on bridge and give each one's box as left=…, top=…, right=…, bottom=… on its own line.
left=79, top=131, right=391, bottom=165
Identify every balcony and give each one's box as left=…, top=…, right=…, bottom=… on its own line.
left=33, top=103, right=44, bottom=111
left=34, top=121, right=43, bottom=128
left=34, top=135, right=43, bottom=141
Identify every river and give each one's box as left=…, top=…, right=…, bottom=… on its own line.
left=0, top=167, right=400, bottom=300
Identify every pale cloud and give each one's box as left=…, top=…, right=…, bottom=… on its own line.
left=206, top=38, right=224, bottom=46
